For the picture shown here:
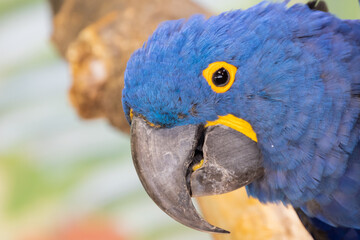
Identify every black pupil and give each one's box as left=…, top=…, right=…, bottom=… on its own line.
left=212, top=68, right=229, bottom=87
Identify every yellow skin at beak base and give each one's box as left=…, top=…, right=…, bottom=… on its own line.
left=205, top=114, right=258, bottom=142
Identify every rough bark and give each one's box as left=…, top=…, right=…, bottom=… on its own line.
left=48, top=0, right=64, bottom=15
left=50, top=0, right=312, bottom=239
left=51, top=0, right=210, bottom=56
left=52, top=0, right=127, bottom=56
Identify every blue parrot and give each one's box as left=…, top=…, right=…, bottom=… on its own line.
left=122, top=1, right=360, bottom=239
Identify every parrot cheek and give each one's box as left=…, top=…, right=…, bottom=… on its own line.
left=190, top=125, right=264, bottom=197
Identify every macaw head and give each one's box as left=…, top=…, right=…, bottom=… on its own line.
left=122, top=1, right=341, bottom=233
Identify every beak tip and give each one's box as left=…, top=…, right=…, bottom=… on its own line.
left=215, top=228, right=231, bottom=234
left=195, top=224, right=230, bottom=234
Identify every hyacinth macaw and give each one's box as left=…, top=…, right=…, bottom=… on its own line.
left=122, top=1, right=360, bottom=239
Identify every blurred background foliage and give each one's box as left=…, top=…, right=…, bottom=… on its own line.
left=0, top=0, right=358, bottom=240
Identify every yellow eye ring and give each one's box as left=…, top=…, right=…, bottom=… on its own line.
left=202, top=61, right=237, bottom=93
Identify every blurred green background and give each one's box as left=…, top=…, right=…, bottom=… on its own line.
left=0, top=0, right=358, bottom=240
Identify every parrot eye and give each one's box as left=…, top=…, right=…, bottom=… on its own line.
left=202, top=61, right=237, bottom=93
left=212, top=68, right=229, bottom=87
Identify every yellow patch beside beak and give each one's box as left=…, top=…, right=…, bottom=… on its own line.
left=192, top=159, right=205, bottom=171
left=205, top=114, right=257, bottom=142
left=129, top=109, right=134, bottom=121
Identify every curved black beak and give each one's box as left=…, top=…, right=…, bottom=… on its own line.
left=130, top=116, right=263, bottom=233
left=131, top=116, right=228, bottom=233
